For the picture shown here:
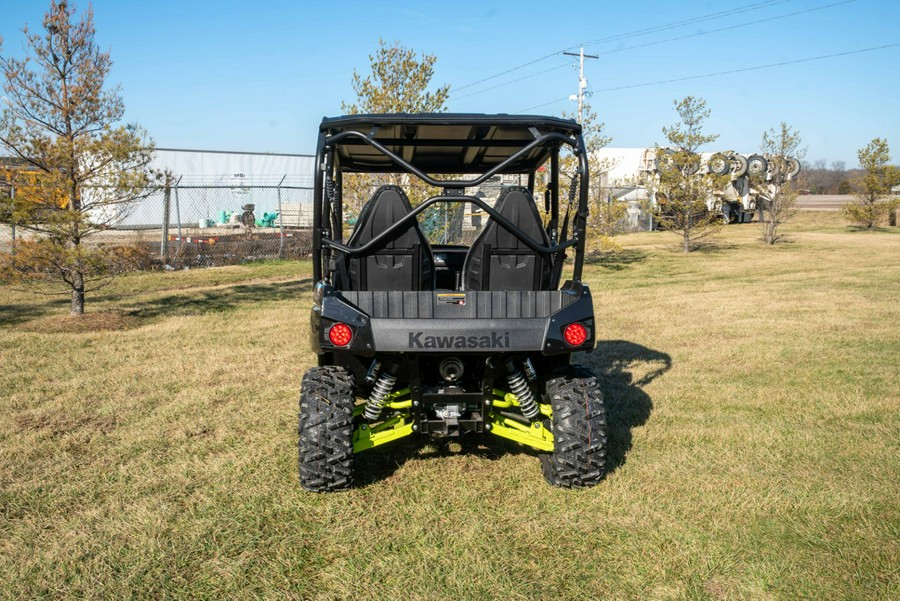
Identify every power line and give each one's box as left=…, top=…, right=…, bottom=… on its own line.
left=451, top=0, right=855, bottom=102
left=516, top=95, right=573, bottom=114
left=451, top=52, right=566, bottom=95
left=451, top=63, right=569, bottom=102
left=587, top=0, right=858, bottom=56
left=451, top=0, right=792, bottom=93
left=577, top=0, right=792, bottom=48
left=515, top=42, right=900, bottom=113
left=593, top=42, right=900, bottom=93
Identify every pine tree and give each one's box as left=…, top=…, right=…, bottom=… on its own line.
left=0, top=1, right=158, bottom=314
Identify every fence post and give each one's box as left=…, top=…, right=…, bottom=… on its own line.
left=174, top=176, right=183, bottom=239
left=9, top=184, right=15, bottom=254
left=161, top=182, right=171, bottom=260
left=277, top=174, right=286, bottom=259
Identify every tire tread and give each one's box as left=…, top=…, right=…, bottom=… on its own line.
left=541, top=365, right=608, bottom=488
left=298, top=365, right=356, bottom=492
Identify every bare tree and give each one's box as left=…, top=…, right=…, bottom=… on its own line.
left=653, top=96, right=727, bottom=253
left=796, top=159, right=855, bottom=194
left=752, top=123, right=805, bottom=245
left=843, top=138, right=898, bottom=229
left=0, top=1, right=158, bottom=315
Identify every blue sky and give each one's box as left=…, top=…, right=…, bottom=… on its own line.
left=1, top=0, right=898, bottom=165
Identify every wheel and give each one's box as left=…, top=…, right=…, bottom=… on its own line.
left=298, top=365, right=356, bottom=492
left=540, top=365, right=608, bottom=488
left=785, top=157, right=801, bottom=179
left=708, top=153, right=730, bottom=175
left=682, top=151, right=701, bottom=175
left=656, top=148, right=676, bottom=173
left=747, top=154, right=768, bottom=177
left=731, top=153, right=748, bottom=177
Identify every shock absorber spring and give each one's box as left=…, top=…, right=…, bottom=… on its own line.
left=522, top=357, right=538, bottom=382
left=506, top=360, right=540, bottom=420
left=365, top=359, right=383, bottom=385
left=363, top=371, right=397, bottom=421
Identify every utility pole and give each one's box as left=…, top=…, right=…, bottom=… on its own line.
left=562, top=47, right=598, bottom=124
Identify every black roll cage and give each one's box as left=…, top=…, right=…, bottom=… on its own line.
left=312, top=121, right=590, bottom=286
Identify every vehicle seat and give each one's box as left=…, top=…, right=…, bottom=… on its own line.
left=346, top=185, right=434, bottom=291
left=462, top=186, right=551, bottom=291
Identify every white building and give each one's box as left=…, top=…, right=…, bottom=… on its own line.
left=150, top=148, right=315, bottom=187
left=119, top=148, right=316, bottom=228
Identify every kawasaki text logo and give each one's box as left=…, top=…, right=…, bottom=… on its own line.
left=408, top=331, right=510, bottom=349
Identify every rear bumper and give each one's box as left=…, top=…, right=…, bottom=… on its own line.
left=311, top=281, right=595, bottom=355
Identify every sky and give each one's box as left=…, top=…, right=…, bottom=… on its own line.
left=0, top=0, right=898, bottom=166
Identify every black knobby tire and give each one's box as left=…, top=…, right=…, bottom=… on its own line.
left=540, top=365, right=608, bottom=488
left=298, top=366, right=356, bottom=492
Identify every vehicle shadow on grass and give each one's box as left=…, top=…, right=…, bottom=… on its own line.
left=355, top=339, right=671, bottom=487
left=577, top=339, right=672, bottom=475
left=120, top=278, right=313, bottom=320
left=354, top=432, right=535, bottom=486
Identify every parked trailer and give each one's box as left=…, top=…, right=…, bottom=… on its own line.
left=594, top=148, right=800, bottom=227
left=714, top=152, right=801, bottom=223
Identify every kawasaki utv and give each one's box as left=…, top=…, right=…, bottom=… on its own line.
left=299, top=114, right=607, bottom=491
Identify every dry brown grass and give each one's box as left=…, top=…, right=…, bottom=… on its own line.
left=0, top=214, right=897, bottom=599
left=18, top=312, right=140, bottom=333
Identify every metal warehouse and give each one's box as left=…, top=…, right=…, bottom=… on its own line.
left=122, top=148, right=316, bottom=229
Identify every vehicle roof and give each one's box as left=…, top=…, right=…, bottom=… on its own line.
left=319, top=113, right=582, bottom=174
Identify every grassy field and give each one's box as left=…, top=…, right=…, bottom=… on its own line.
left=1, top=214, right=898, bottom=599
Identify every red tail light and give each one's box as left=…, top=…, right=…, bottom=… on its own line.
left=328, top=323, right=353, bottom=347
left=563, top=322, right=588, bottom=346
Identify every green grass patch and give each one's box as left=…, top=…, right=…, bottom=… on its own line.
left=1, top=213, right=898, bottom=599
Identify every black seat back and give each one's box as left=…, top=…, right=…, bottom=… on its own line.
left=346, top=186, right=434, bottom=291
left=462, top=186, right=551, bottom=291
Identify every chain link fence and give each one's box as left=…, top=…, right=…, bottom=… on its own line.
left=112, top=176, right=315, bottom=267
left=619, top=199, right=655, bottom=232
left=0, top=176, right=654, bottom=264
left=0, top=181, right=14, bottom=254
left=600, top=190, right=655, bottom=233
left=0, top=225, right=13, bottom=254
left=0, top=175, right=315, bottom=265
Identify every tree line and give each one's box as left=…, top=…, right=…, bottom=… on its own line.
left=796, top=160, right=859, bottom=195
left=1, top=6, right=897, bottom=316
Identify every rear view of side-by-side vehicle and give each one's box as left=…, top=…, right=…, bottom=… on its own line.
left=299, top=113, right=608, bottom=491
